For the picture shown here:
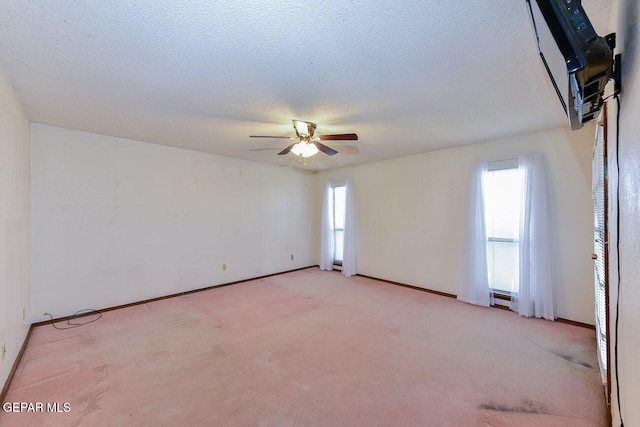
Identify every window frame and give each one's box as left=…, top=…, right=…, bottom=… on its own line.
left=331, top=181, right=346, bottom=266
left=485, top=159, right=520, bottom=299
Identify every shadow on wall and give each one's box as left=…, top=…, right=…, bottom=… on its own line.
left=620, top=0, right=638, bottom=105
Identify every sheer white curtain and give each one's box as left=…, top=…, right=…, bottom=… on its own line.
left=342, top=178, right=358, bottom=277
left=511, top=154, right=556, bottom=320
left=458, top=162, right=492, bottom=307
left=320, top=181, right=334, bottom=271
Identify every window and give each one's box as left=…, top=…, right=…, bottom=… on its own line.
left=459, top=155, right=554, bottom=318
left=332, top=184, right=346, bottom=264
left=593, top=120, right=609, bottom=390
left=484, top=163, right=521, bottom=294
left=320, top=179, right=357, bottom=275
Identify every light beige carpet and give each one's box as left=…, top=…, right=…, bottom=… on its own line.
left=1, top=268, right=606, bottom=426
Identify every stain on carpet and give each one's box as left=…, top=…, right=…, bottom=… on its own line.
left=479, top=399, right=549, bottom=414
left=80, top=387, right=109, bottom=417
left=548, top=350, right=594, bottom=369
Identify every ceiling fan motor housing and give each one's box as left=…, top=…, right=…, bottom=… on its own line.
left=292, top=119, right=316, bottom=138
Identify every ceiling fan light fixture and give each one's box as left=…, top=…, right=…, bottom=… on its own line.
left=250, top=119, right=356, bottom=160
left=290, top=141, right=319, bottom=157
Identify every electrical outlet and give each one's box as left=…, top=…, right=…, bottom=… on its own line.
left=291, top=254, right=294, bottom=260
left=222, top=264, right=226, bottom=271
left=2, top=344, right=5, bottom=361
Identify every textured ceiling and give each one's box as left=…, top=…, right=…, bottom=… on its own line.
left=0, top=0, right=613, bottom=171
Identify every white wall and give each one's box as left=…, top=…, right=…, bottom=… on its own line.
left=316, top=125, right=596, bottom=324
left=31, top=124, right=316, bottom=322
left=611, top=0, right=640, bottom=424
left=0, top=66, right=31, bottom=387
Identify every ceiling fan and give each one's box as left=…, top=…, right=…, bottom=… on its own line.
left=250, top=119, right=358, bottom=158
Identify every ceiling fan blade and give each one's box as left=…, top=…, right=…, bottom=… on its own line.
left=314, top=142, right=338, bottom=156
left=250, top=135, right=294, bottom=139
left=318, top=133, right=358, bottom=141
left=278, top=143, right=297, bottom=155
